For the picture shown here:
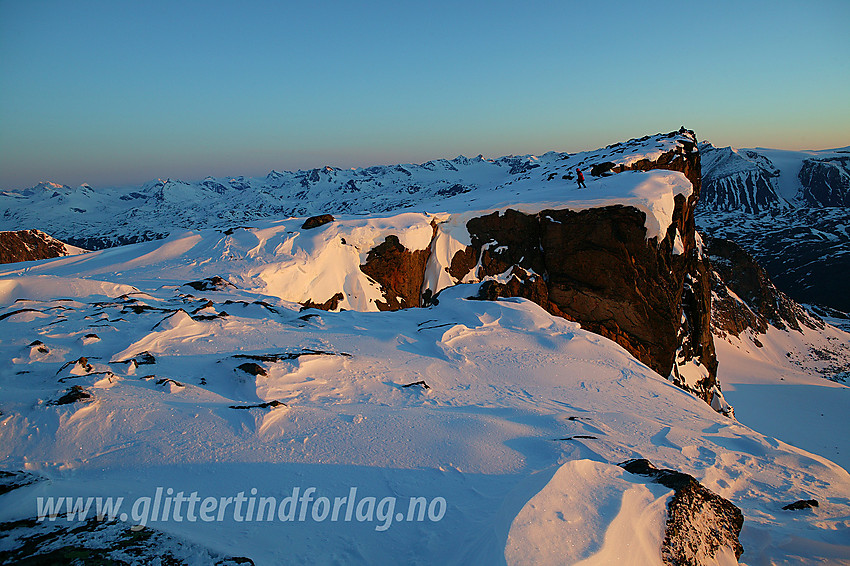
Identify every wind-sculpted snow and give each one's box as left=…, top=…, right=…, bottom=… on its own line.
left=1, top=250, right=849, bottom=563
left=0, top=131, right=697, bottom=250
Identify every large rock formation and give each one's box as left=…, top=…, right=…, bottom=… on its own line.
left=0, top=229, right=82, bottom=265
left=360, top=234, right=432, bottom=310
left=449, top=129, right=720, bottom=404
left=706, top=236, right=823, bottom=339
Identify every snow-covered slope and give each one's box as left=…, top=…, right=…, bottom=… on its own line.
left=706, top=236, right=850, bottom=472
left=1, top=244, right=849, bottom=564
left=1, top=130, right=848, bottom=564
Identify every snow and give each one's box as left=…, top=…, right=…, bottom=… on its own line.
left=1, top=258, right=849, bottom=563
left=715, top=322, right=850, bottom=473
left=1, top=131, right=849, bottom=564
left=0, top=172, right=689, bottom=311
left=505, top=460, right=671, bottom=566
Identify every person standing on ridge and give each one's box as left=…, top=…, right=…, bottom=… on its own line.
left=576, top=167, right=586, bottom=189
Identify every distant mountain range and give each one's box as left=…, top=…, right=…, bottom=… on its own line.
left=696, top=143, right=850, bottom=311
left=2, top=135, right=848, bottom=312
left=0, top=133, right=695, bottom=251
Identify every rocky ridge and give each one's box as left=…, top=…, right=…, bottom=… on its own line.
left=0, top=229, right=83, bottom=265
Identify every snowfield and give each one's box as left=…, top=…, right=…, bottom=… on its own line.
left=1, top=132, right=849, bottom=565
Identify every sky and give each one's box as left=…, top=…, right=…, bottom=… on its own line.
left=1, top=0, right=848, bottom=189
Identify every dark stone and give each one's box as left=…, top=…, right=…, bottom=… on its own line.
left=301, top=214, right=335, bottom=229
left=706, top=236, right=822, bottom=336
left=229, top=400, right=286, bottom=410
left=590, top=161, right=616, bottom=176
left=402, top=380, right=430, bottom=389
left=620, top=458, right=744, bottom=564
left=183, top=276, right=234, bottom=291
left=52, top=385, right=92, bottom=405
left=233, top=350, right=350, bottom=363
left=301, top=292, right=344, bottom=311
left=782, top=499, right=819, bottom=511
left=155, top=378, right=184, bottom=387
left=134, top=351, right=156, bottom=365
left=56, top=357, right=93, bottom=375
left=236, top=363, right=267, bottom=377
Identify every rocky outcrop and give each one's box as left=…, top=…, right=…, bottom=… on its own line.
left=343, top=130, right=720, bottom=405
left=360, top=235, right=431, bottom=310
left=301, top=292, right=345, bottom=311
left=0, top=229, right=79, bottom=264
left=302, top=214, right=335, bottom=229
left=452, top=130, right=720, bottom=404
left=620, top=458, right=744, bottom=565
left=706, top=236, right=823, bottom=338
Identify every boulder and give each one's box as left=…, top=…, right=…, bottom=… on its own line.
left=621, top=458, right=744, bottom=565
left=301, top=214, right=335, bottom=229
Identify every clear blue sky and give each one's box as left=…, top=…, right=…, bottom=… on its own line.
left=1, top=0, right=848, bottom=189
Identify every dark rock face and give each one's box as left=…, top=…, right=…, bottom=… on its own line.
left=360, top=235, right=431, bottom=310
left=706, top=236, right=822, bottom=337
left=0, top=229, right=77, bottom=264
left=302, top=214, right=335, bottom=229
left=697, top=207, right=850, bottom=312
left=798, top=156, right=850, bottom=207
left=620, top=458, right=744, bottom=565
left=236, top=363, right=267, bottom=377
left=463, top=203, right=713, bottom=396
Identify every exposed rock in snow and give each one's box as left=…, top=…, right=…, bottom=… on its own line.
left=620, top=458, right=744, bottom=565
left=301, top=214, right=335, bottom=230
left=0, top=229, right=85, bottom=265
left=707, top=236, right=822, bottom=337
